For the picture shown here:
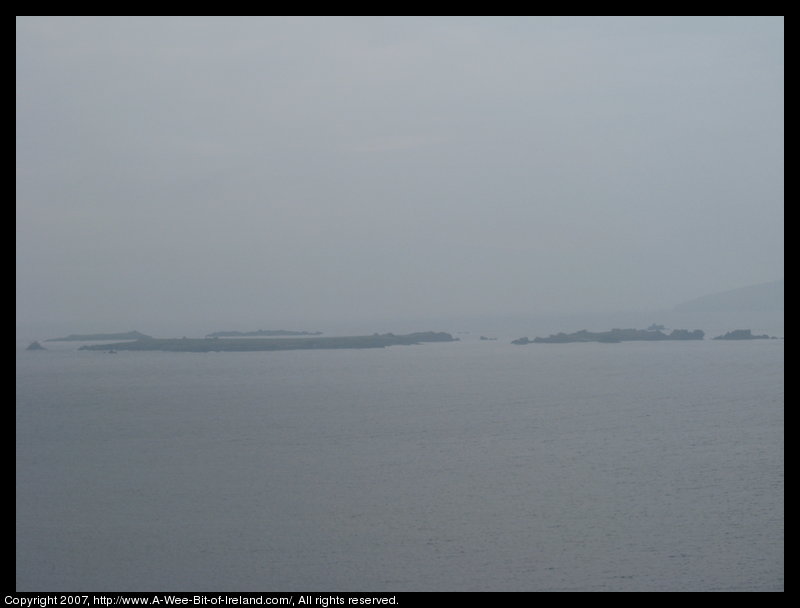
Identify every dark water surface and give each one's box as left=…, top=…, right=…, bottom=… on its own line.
left=16, top=338, right=783, bottom=591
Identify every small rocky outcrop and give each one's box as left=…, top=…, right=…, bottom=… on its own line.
left=713, top=329, right=776, bottom=340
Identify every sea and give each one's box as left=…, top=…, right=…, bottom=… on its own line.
left=16, top=315, right=784, bottom=592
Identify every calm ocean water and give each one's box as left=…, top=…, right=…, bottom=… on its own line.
left=16, top=336, right=783, bottom=591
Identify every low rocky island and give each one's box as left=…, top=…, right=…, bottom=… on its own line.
left=205, top=329, right=323, bottom=337
left=513, top=328, right=705, bottom=344
left=713, top=329, right=778, bottom=340
left=46, top=331, right=152, bottom=342
left=78, top=331, right=458, bottom=352
left=26, top=341, right=46, bottom=350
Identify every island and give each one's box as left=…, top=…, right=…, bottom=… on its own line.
left=25, top=341, right=46, bottom=350
left=513, top=328, right=705, bottom=344
left=46, top=331, right=152, bottom=342
left=205, top=329, right=323, bottom=337
left=77, top=331, right=459, bottom=352
left=713, top=329, right=777, bottom=340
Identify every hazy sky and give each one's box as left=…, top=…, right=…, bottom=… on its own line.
left=16, top=16, right=784, bottom=334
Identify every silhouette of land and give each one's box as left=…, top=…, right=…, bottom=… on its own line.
left=46, top=331, right=152, bottom=342
left=78, top=331, right=458, bottom=352
left=513, top=328, right=705, bottom=344
left=675, top=280, right=783, bottom=312
left=205, top=329, right=323, bottom=337
left=713, top=329, right=778, bottom=340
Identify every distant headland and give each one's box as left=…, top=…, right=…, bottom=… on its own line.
left=675, top=280, right=783, bottom=313
left=77, top=331, right=458, bottom=352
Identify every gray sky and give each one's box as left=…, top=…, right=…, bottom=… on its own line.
left=16, top=16, right=784, bottom=334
